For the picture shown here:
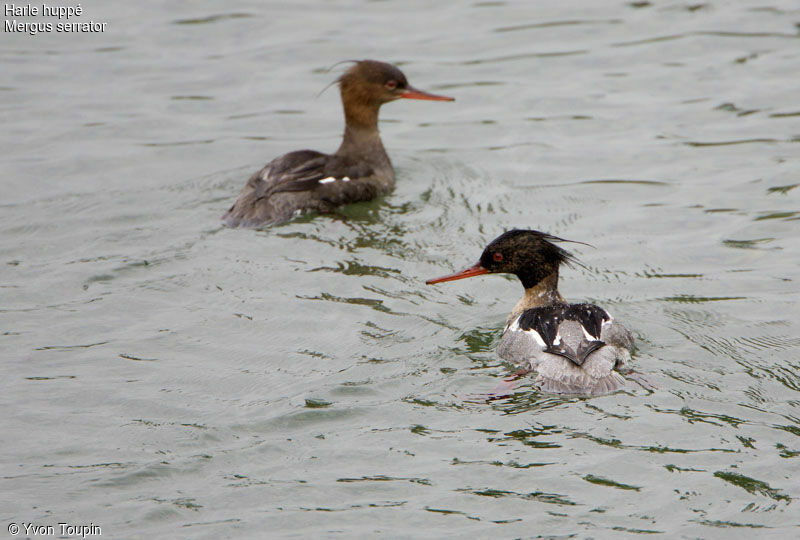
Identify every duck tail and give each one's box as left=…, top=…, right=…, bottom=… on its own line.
left=534, top=371, right=626, bottom=396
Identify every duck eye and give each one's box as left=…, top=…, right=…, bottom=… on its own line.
left=493, top=252, right=503, bottom=262
left=385, top=80, right=398, bottom=90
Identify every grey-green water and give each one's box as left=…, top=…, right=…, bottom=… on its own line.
left=2, top=1, right=799, bottom=538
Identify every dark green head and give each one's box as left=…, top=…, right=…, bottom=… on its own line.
left=427, top=229, right=576, bottom=289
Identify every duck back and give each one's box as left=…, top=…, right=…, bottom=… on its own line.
left=497, top=304, right=633, bottom=396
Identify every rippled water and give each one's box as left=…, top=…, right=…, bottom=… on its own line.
left=2, top=0, right=799, bottom=537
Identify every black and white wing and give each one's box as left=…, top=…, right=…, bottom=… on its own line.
left=507, top=304, right=612, bottom=366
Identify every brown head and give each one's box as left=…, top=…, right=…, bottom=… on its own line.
left=426, top=229, right=577, bottom=290
left=338, top=60, right=454, bottom=105
left=336, top=60, right=453, bottom=130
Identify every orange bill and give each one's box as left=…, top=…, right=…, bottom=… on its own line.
left=401, top=86, right=455, bottom=101
left=426, top=262, right=488, bottom=284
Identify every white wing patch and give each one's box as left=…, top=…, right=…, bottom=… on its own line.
left=504, top=314, right=546, bottom=349
left=505, top=317, right=520, bottom=332
left=581, top=325, right=598, bottom=342
left=318, top=176, right=352, bottom=185
left=526, top=328, right=547, bottom=347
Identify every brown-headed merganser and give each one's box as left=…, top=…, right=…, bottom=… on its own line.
left=426, top=229, right=637, bottom=397
left=223, top=60, right=454, bottom=227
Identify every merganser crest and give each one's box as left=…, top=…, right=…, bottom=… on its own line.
left=513, top=303, right=611, bottom=366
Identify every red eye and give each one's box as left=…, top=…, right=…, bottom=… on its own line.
left=385, top=80, right=398, bottom=89
left=493, top=252, right=503, bottom=262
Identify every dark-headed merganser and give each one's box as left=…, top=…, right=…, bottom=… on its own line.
left=223, top=60, right=454, bottom=227
left=426, top=229, right=636, bottom=397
